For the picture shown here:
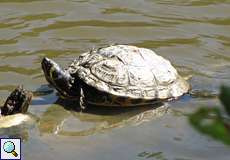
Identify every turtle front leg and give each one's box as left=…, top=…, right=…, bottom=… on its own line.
left=79, top=88, right=87, bottom=111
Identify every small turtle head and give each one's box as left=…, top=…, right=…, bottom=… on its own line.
left=1, top=86, right=32, bottom=116
left=41, top=57, right=78, bottom=98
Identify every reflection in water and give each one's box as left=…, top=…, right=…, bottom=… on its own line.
left=138, top=151, right=166, bottom=160
left=138, top=151, right=193, bottom=160
left=0, top=125, right=29, bottom=141
left=0, top=113, right=38, bottom=141
left=38, top=99, right=169, bottom=136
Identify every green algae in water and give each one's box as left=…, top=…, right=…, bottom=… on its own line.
left=219, top=85, right=230, bottom=115
left=189, top=85, right=230, bottom=145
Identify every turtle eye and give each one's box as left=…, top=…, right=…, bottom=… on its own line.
left=51, top=70, right=59, bottom=80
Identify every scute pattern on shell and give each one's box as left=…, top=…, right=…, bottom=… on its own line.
left=67, top=45, right=190, bottom=100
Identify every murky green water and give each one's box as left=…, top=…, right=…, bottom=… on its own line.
left=0, top=0, right=230, bottom=159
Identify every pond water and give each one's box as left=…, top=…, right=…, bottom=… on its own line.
left=0, top=0, right=230, bottom=159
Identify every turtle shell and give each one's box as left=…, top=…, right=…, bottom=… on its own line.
left=67, top=45, right=190, bottom=100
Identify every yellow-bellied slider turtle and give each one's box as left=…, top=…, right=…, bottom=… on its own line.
left=41, top=45, right=190, bottom=109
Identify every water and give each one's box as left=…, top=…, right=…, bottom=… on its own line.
left=0, top=0, right=230, bottom=159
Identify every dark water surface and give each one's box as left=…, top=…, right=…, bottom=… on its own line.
left=0, top=0, right=230, bottom=160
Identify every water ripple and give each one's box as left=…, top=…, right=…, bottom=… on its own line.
left=132, top=37, right=200, bottom=48
left=0, top=65, right=40, bottom=75
left=152, top=0, right=230, bottom=6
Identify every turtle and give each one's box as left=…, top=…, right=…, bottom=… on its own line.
left=41, top=45, right=190, bottom=109
left=0, top=86, right=32, bottom=116
left=0, top=84, right=54, bottom=117
left=0, top=86, right=33, bottom=129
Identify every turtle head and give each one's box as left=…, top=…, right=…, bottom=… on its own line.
left=1, top=86, right=32, bottom=116
left=41, top=57, right=78, bottom=98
